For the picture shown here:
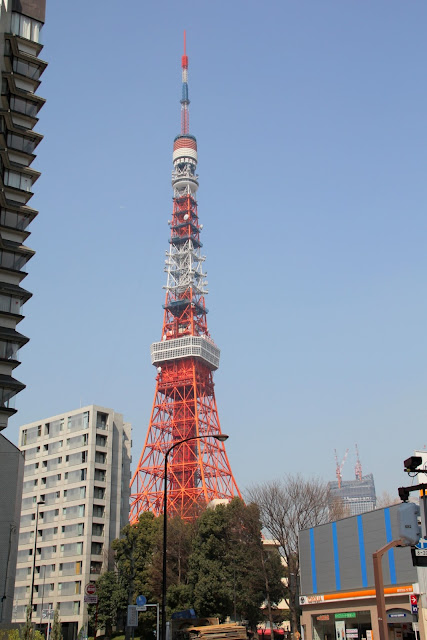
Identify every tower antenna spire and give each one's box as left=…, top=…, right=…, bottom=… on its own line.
left=181, top=30, right=190, bottom=134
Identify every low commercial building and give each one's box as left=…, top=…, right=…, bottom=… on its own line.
left=13, top=405, right=131, bottom=640
left=299, top=504, right=417, bottom=640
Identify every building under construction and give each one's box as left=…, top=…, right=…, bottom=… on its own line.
left=328, top=447, right=376, bottom=516
left=328, top=474, right=376, bottom=516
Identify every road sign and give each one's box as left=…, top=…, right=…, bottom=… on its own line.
left=127, top=605, right=138, bottom=627
left=410, top=595, right=417, bottom=605
left=85, top=583, right=97, bottom=596
left=136, top=595, right=147, bottom=606
left=84, top=595, right=98, bottom=604
left=42, top=609, right=54, bottom=619
left=137, top=606, right=147, bottom=612
left=415, top=538, right=427, bottom=549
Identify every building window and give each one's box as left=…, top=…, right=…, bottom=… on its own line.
left=4, top=169, right=32, bottom=192
left=37, top=425, right=41, bottom=437
left=10, top=12, right=43, bottom=43
left=83, top=411, right=89, bottom=428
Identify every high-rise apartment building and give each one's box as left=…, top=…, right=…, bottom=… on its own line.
left=14, top=406, right=131, bottom=640
left=0, top=0, right=47, bottom=625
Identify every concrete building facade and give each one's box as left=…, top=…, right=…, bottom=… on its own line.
left=13, top=405, right=131, bottom=640
left=0, top=0, right=47, bottom=625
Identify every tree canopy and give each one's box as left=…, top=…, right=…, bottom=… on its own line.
left=96, top=499, right=284, bottom=635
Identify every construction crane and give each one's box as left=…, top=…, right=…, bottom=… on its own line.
left=335, top=448, right=349, bottom=489
left=355, top=444, right=363, bottom=481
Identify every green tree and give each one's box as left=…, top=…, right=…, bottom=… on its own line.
left=111, top=512, right=161, bottom=640
left=148, top=515, right=195, bottom=613
left=20, top=606, right=34, bottom=640
left=188, top=499, right=283, bottom=627
left=88, top=571, right=128, bottom=636
left=50, top=606, right=62, bottom=640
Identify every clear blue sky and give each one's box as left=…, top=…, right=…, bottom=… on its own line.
left=8, top=1, right=427, bottom=499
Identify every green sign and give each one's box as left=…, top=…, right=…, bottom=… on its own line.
left=335, top=613, right=356, bottom=619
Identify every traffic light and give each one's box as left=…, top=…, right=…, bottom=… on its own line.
left=398, top=502, right=421, bottom=546
left=398, top=486, right=410, bottom=502
left=404, top=456, right=422, bottom=473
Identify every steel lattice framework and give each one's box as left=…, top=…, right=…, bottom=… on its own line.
left=129, top=34, right=241, bottom=523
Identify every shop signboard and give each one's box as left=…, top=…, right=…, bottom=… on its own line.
left=345, top=629, right=358, bottom=638
left=316, top=615, right=330, bottom=622
left=411, top=547, right=427, bottom=567
left=127, top=605, right=138, bottom=627
left=335, top=613, right=356, bottom=619
left=335, top=620, right=345, bottom=640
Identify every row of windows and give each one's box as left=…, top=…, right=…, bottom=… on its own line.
left=20, top=502, right=105, bottom=526
left=9, top=94, right=39, bottom=118
left=17, top=541, right=104, bottom=561
left=24, top=446, right=106, bottom=466
left=0, top=339, right=19, bottom=360
left=4, top=169, right=32, bottom=192
left=22, top=485, right=88, bottom=506
left=0, top=293, right=22, bottom=314
left=19, top=522, right=104, bottom=544
left=22, top=412, right=90, bottom=445
left=0, top=208, right=33, bottom=231
left=0, top=247, right=30, bottom=271
left=12, top=56, right=42, bottom=81
left=16, top=561, right=102, bottom=582
left=6, top=131, right=36, bottom=155
left=10, top=12, right=43, bottom=44
left=15, top=602, right=81, bottom=618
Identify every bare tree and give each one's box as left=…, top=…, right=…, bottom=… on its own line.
left=248, top=474, right=331, bottom=634
left=376, top=490, right=400, bottom=509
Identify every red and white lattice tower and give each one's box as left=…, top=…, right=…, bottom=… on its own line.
left=129, top=34, right=241, bottom=522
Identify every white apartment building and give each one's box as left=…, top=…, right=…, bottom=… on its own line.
left=13, top=405, right=131, bottom=640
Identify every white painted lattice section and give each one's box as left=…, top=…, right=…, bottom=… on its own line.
left=164, top=240, right=208, bottom=296
left=151, top=335, right=220, bottom=370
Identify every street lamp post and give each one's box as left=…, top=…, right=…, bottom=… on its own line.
left=29, top=500, right=45, bottom=621
left=161, top=434, right=229, bottom=640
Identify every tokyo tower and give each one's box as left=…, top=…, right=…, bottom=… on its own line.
left=129, top=34, right=241, bottom=522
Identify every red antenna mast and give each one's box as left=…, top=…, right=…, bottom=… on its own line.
left=129, top=35, right=241, bottom=522
left=334, top=448, right=349, bottom=489
left=355, top=444, right=363, bottom=481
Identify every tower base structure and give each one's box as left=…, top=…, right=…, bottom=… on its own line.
left=130, top=358, right=240, bottom=522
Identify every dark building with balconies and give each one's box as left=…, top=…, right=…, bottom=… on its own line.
left=0, top=0, right=46, bottom=625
